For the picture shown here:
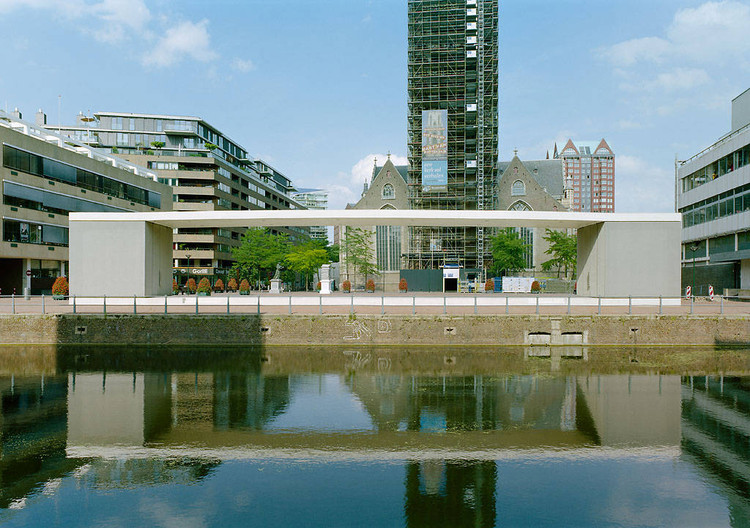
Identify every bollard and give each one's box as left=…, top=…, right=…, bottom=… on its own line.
left=133, top=295, right=137, bottom=314
left=690, top=295, right=694, bottom=314
left=505, top=295, right=509, bottom=315
left=164, top=295, right=167, bottom=314
left=195, top=294, right=199, bottom=314
left=42, top=294, right=45, bottom=314
left=659, top=296, right=662, bottom=315
left=628, top=296, right=632, bottom=315
left=444, top=296, right=446, bottom=315
left=320, top=295, right=323, bottom=315
left=535, top=295, right=539, bottom=315
left=474, top=295, right=477, bottom=315
left=381, top=295, right=384, bottom=315
left=597, top=297, right=601, bottom=315
left=257, top=295, right=260, bottom=314
left=227, top=295, right=230, bottom=314
left=11, top=294, right=15, bottom=315
left=73, top=295, right=76, bottom=314
left=103, top=295, right=106, bottom=315
left=720, top=295, right=724, bottom=315
left=289, top=295, right=292, bottom=315
left=412, top=295, right=415, bottom=315
left=567, top=295, right=571, bottom=315
left=351, top=295, right=354, bottom=315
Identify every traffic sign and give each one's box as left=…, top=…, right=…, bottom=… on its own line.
left=708, top=285, right=714, bottom=301
left=685, top=285, right=692, bottom=299
left=25, top=270, right=31, bottom=276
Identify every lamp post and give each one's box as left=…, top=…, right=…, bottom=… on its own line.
left=690, top=244, right=699, bottom=297
left=186, top=253, right=192, bottom=294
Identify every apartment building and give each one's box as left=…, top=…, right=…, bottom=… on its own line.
left=556, top=139, right=615, bottom=212
left=0, top=109, right=172, bottom=295
left=53, top=112, right=306, bottom=284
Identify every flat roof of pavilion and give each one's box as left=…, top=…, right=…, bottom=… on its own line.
left=70, top=210, right=681, bottom=229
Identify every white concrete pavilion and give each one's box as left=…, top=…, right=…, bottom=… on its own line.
left=68, top=210, right=682, bottom=298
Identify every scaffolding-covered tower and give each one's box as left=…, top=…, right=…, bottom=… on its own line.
left=406, top=0, right=499, bottom=271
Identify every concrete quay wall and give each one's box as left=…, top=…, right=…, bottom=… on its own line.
left=0, top=314, right=748, bottom=347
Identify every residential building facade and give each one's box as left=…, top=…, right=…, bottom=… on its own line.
left=677, top=88, right=750, bottom=294
left=292, top=188, right=329, bottom=242
left=407, top=0, right=499, bottom=272
left=52, top=112, right=306, bottom=284
left=0, top=109, right=172, bottom=295
left=556, top=139, right=615, bottom=212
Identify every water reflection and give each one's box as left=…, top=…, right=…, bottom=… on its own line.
left=0, top=347, right=747, bottom=527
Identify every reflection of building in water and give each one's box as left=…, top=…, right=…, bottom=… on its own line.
left=213, top=373, right=290, bottom=430
left=681, top=376, right=750, bottom=527
left=405, top=460, right=496, bottom=528
left=0, top=375, right=81, bottom=509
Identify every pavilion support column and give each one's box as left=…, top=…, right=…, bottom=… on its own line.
left=576, top=221, right=681, bottom=298
left=69, top=220, right=173, bottom=297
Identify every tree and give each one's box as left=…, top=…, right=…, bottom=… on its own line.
left=285, top=243, right=328, bottom=291
left=489, top=228, right=529, bottom=276
left=231, top=228, right=290, bottom=288
left=541, top=229, right=577, bottom=278
left=344, top=227, right=377, bottom=285
left=150, top=140, right=165, bottom=156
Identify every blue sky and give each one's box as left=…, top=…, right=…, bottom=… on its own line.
left=1, top=0, right=748, bottom=211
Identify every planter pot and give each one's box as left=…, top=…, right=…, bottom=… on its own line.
left=197, top=292, right=210, bottom=296
left=239, top=291, right=250, bottom=295
left=52, top=294, right=66, bottom=300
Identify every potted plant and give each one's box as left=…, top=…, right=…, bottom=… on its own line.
left=531, top=280, right=542, bottom=294
left=485, top=279, right=494, bottom=292
left=366, top=279, right=375, bottom=293
left=186, top=278, right=197, bottom=294
left=316, top=281, right=321, bottom=292
left=399, top=278, right=408, bottom=293
left=342, top=280, right=351, bottom=293
left=51, top=276, right=68, bottom=300
left=239, top=279, right=250, bottom=295
left=214, top=278, right=225, bottom=293
left=172, top=279, right=179, bottom=295
left=197, top=277, right=211, bottom=296
left=228, top=277, right=238, bottom=292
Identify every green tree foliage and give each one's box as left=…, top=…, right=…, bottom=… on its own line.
left=231, top=228, right=290, bottom=287
left=489, top=228, right=529, bottom=276
left=325, top=243, right=339, bottom=263
left=285, top=243, right=328, bottom=291
left=344, top=227, right=378, bottom=283
left=541, top=229, right=577, bottom=278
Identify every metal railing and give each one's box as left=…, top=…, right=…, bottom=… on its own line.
left=0, top=294, right=746, bottom=316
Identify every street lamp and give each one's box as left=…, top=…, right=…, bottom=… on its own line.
left=186, top=253, right=192, bottom=293
left=690, top=244, right=699, bottom=297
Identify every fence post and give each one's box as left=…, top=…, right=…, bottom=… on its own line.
left=720, top=295, right=724, bottom=315
left=227, top=295, right=230, bottom=315
left=535, top=295, right=539, bottom=315
left=351, top=295, right=354, bottom=315
left=659, top=296, right=662, bottom=315
left=381, top=294, right=384, bottom=315
left=289, top=294, right=292, bottom=315
left=133, top=295, right=137, bottom=314
left=72, top=295, right=76, bottom=314
left=320, top=295, right=323, bottom=315
left=567, top=295, right=571, bottom=315
left=598, top=297, right=601, bottom=315
left=103, top=295, right=106, bottom=315
left=164, top=295, right=167, bottom=314
left=690, top=295, right=694, bottom=314
left=195, top=294, right=199, bottom=315
left=628, top=296, right=632, bottom=315
left=42, top=294, right=45, bottom=314
left=412, top=295, right=415, bottom=315
left=443, top=296, right=447, bottom=315
left=505, top=295, right=509, bottom=315
left=474, top=295, right=477, bottom=315
left=11, top=294, right=15, bottom=315
left=257, top=295, right=260, bottom=315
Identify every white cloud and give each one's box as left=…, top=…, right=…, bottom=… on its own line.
left=89, top=0, right=151, bottom=43
left=143, top=19, right=218, bottom=67
left=231, top=58, right=255, bottom=73
left=349, top=153, right=408, bottom=186
left=615, top=155, right=675, bottom=213
left=599, top=36, right=671, bottom=67
left=323, top=153, right=409, bottom=210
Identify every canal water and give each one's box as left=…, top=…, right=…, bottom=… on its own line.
left=0, top=346, right=748, bottom=527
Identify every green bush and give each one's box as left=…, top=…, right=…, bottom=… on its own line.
left=342, top=280, right=351, bottom=293
left=197, top=278, right=211, bottom=295
left=186, top=278, right=197, bottom=294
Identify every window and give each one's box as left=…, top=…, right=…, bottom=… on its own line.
left=111, top=117, right=123, bottom=130
left=116, top=133, right=129, bottom=146
left=382, top=183, right=395, bottom=199
left=129, top=118, right=136, bottom=131
left=511, top=180, right=525, bottom=196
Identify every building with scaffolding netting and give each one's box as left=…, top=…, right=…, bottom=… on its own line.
left=406, top=0, right=499, bottom=275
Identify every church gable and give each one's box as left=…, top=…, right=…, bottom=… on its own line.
left=498, top=157, right=566, bottom=212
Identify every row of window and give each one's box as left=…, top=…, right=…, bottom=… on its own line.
left=3, top=145, right=161, bottom=208
left=680, top=183, right=750, bottom=227
left=3, top=219, right=68, bottom=246
left=682, top=144, right=750, bottom=193
left=684, top=231, right=750, bottom=259
left=3, top=181, right=126, bottom=215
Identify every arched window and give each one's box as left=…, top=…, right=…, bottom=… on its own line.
left=382, top=183, right=395, bottom=199
left=509, top=201, right=533, bottom=268
left=509, top=200, right=531, bottom=211
left=511, top=180, right=526, bottom=196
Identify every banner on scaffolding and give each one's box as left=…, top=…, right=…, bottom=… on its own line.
left=422, top=110, right=448, bottom=192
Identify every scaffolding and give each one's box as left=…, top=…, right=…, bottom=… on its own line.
left=406, top=0, right=499, bottom=272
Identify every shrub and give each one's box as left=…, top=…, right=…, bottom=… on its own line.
left=399, top=278, right=408, bottom=292
left=197, top=277, right=211, bottom=295
left=316, top=281, right=321, bottom=291
left=531, top=280, right=542, bottom=293
left=228, top=278, right=238, bottom=292
left=172, top=279, right=179, bottom=294
left=186, top=278, right=197, bottom=294
left=214, top=278, right=224, bottom=292
left=51, top=276, right=68, bottom=296
left=366, top=279, right=375, bottom=292
left=485, top=279, right=494, bottom=292
left=342, top=280, right=351, bottom=293
left=239, top=279, right=250, bottom=293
